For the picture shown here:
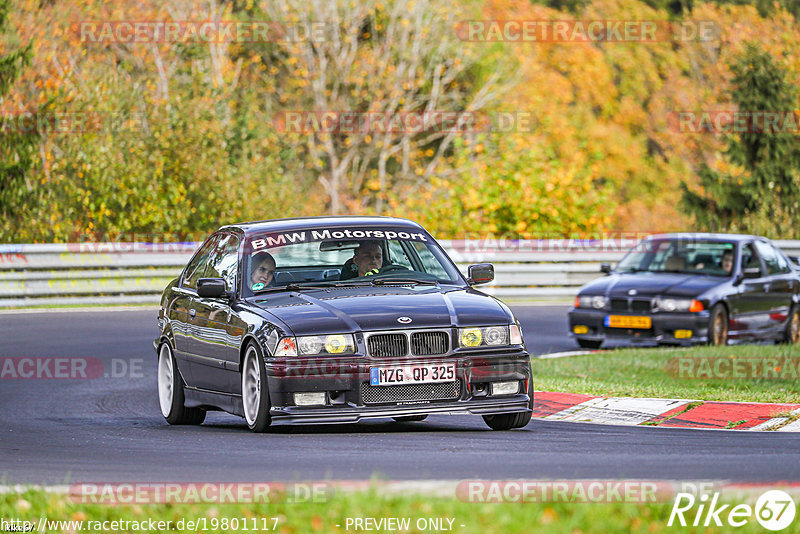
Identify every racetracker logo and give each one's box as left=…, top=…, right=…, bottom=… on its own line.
left=454, top=20, right=719, bottom=42
left=667, top=356, right=800, bottom=380
left=668, top=111, right=800, bottom=134
left=456, top=480, right=674, bottom=503
left=75, top=21, right=336, bottom=43
left=0, top=358, right=142, bottom=379
left=70, top=482, right=333, bottom=504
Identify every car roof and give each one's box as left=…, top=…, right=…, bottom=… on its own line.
left=643, top=232, right=764, bottom=243
left=217, top=216, right=426, bottom=238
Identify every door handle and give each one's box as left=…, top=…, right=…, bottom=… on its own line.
left=189, top=309, right=196, bottom=319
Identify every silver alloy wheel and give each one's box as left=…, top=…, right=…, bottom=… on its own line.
left=242, top=346, right=261, bottom=426
left=157, top=344, right=174, bottom=418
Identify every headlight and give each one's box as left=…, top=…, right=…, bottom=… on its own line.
left=277, top=334, right=356, bottom=356
left=654, top=298, right=704, bottom=313
left=459, top=326, right=513, bottom=348
left=578, top=295, right=607, bottom=309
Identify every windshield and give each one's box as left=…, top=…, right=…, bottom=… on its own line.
left=615, top=239, right=736, bottom=276
left=242, top=226, right=464, bottom=294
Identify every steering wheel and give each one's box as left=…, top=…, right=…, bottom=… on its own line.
left=379, top=264, right=409, bottom=273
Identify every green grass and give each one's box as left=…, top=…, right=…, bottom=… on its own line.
left=533, top=345, right=800, bottom=403
left=0, top=488, right=789, bottom=534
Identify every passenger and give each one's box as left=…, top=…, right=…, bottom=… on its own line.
left=250, top=251, right=276, bottom=290
left=352, top=241, right=383, bottom=277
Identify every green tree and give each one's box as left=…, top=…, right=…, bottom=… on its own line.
left=681, top=43, right=800, bottom=237
left=0, top=0, right=36, bottom=235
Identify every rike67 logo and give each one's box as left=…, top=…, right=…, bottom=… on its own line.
left=668, top=490, right=796, bottom=531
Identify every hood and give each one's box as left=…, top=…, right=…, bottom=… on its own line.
left=581, top=272, right=724, bottom=298
left=248, top=286, right=511, bottom=335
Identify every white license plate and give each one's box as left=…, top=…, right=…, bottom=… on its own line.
left=370, top=363, right=456, bottom=386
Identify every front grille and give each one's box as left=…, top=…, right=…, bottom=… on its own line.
left=368, top=334, right=408, bottom=358
left=631, top=299, right=652, bottom=312
left=361, top=380, right=461, bottom=404
left=410, top=331, right=449, bottom=355
left=610, top=299, right=628, bottom=311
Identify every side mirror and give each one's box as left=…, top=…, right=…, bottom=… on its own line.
left=467, top=263, right=494, bottom=285
left=742, top=267, right=762, bottom=280
left=197, top=278, right=227, bottom=298
left=600, top=263, right=611, bottom=274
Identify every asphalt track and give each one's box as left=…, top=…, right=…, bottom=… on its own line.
left=2, top=306, right=799, bottom=484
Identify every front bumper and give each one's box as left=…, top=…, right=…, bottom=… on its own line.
left=568, top=308, right=710, bottom=345
left=263, top=349, right=532, bottom=423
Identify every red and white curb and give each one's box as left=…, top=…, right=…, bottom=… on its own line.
left=533, top=392, right=800, bottom=431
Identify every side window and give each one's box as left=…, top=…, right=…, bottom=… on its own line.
left=754, top=241, right=788, bottom=275
left=182, top=235, right=220, bottom=290
left=412, top=242, right=448, bottom=278
left=387, top=240, right=413, bottom=270
left=205, top=234, right=240, bottom=291
left=740, top=243, right=761, bottom=274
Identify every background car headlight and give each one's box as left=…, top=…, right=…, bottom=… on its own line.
left=578, top=295, right=608, bottom=309
left=293, top=334, right=355, bottom=356
left=459, top=326, right=511, bottom=348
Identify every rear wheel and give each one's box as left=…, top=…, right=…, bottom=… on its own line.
left=708, top=304, right=728, bottom=346
left=576, top=338, right=602, bottom=349
left=157, top=343, right=206, bottom=425
left=242, top=342, right=271, bottom=432
left=482, top=379, right=533, bottom=431
left=781, top=306, right=800, bottom=344
left=392, top=415, right=428, bottom=422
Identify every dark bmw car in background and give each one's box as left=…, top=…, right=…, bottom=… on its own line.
left=155, top=217, right=533, bottom=432
left=568, top=233, right=800, bottom=349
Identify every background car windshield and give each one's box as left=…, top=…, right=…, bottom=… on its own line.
left=243, top=229, right=463, bottom=292
left=616, top=239, right=736, bottom=276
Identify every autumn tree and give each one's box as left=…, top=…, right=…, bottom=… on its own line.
left=680, top=43, right=800, bottom=237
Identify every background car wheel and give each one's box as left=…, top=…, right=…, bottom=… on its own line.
left=576, top=338, right=602, bottom=349
left=392, top=415, right=428, bottom=422
left=781, top=305, right=800, bottom=344
left=157, top=343, right=206, bottom=425
left=242, top=342, right=271, bottom=432
left=482, top=379, right=534, bottom=431
left=708, top=304, right=729, bottom=346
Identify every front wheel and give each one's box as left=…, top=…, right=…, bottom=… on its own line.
left=157, top=343, right=205, bottom=425
left=708, top=304, right=728, bottom=346
left=781, top=305, right=800, bottom=344
left=242, top=342, right=271, bottom=432
left=482, top=379, right=533, bottom=431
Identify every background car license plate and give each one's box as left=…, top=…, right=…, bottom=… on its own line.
left=370, top=363, right=455, bottom=386
left=605, top=315, right=652, bottom=329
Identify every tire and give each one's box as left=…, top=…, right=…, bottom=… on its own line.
left=157, top=342, right=206, bottom=425
left=576, top=338, right=603, bottom=349
left=482, top=379, right=533, bottom=431
left=242, top=342, right=271, bottom=432
left=392, top=415, right=428, bottom=422
left=708, top=304, right=729, bottom=346
left=781, top=305, right=800, bottom=344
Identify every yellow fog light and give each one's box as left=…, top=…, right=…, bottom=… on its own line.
left=674, top=329, right=692, bottom=339
left=460, top=328, right=483, bottom=347
left=324, top=334, right=348, bottom=354
left=573, top=325, right=589, bottom=335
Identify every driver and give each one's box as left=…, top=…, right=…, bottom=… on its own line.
left=250, top=251, right=276, bottom=290
left=720, top=250, right=734, bottom=274
left=352, top=241, right=383, bottom=276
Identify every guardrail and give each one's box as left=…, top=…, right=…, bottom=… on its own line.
left=1, top=240, right=799, bottom=308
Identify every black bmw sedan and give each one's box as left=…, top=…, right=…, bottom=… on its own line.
left=155, top=217, right=532, bottom=432
left=568, top=233, right=800, bottom=349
